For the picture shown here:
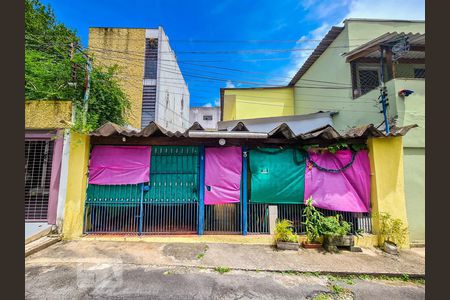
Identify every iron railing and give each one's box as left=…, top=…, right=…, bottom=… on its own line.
left=247, top=203, right=372, bottom=235
left=204, top=203, right=242, bottom=234
left=141, top=202, right=197, bottom=234
left=25, top=140, right=54, bottom=222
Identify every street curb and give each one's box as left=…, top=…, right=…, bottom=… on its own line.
left=25, top=236, right=61, bottom=257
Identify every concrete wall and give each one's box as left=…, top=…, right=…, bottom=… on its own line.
left=25, top=100, right=72, bottom=129
left=403, top=147, right=425, bottom=244
left=368, top=137, right=410, bottom=248
left=88, top=28, right=147, bottom=129
left=223, top=87, right=294, bottom=121
left=346, top=20, right=425, bottom=53
left=190, top=106, right=221, bottom=129
left=157, top=27, right=190, bottom=131
left=62, top=133, right=90, bottom=239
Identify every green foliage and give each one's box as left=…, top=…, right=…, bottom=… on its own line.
left=274, top=219, right=299, bottom=243
left=25, top=0, right=130, bottom=132
left=377, top=212, right=408, bottom=248
left=320, top=214, right=352, bottom=237
left=214, top=266, right=231, bottom=274
left=302, top=197, right=324, bottom=243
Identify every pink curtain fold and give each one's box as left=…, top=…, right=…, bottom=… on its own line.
left=304, top=150, right=371, bottom=213
left=88, top=146, right=151, bottom=185
left=205, top=146, right=242, bottom=205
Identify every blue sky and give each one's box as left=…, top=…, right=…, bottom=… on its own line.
left=42, top=0, right=424, bottom=107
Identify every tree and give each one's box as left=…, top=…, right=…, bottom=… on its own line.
left=25, top=0, right=130, bottom=132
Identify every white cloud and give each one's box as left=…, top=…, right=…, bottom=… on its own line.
left=283, top=22, right=331, bottom=83
left=225, top=80, right=236, bottom=88
left=202, top=98, right=220, bottom=107
left=282, top=0, right=424, bottom=83
left=343, top=0, right=425, bottom=21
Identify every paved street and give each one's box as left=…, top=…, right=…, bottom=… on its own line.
left=25, top=240, right=425, bottom=299
left=25, top=262, right=424, bottom=299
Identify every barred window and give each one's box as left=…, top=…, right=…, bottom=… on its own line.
left=414, top=68, right=425, bottom=79
left=357, top=67, right=380, bottom=96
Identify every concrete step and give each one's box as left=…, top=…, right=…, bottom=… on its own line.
left=25, top=235, right=61, bottom=257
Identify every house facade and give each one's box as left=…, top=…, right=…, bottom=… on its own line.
left=220, top=19, right=425, bottom=245
left=290, top=19, right=425, bottom=245
left=25, top=100, right=73, bottom=240
left=221, top=87, right=294, bottom=121
left=88, top=26, right=190, bottom=131
left=189, top=106, right=221, bottom=130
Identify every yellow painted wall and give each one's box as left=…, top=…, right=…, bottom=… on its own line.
left=368, top=137, right=410, bottom=248
left=25, top=100, right=72, bottom=129
left=88, top=28, right=146, bottom=129
left=62, top=133, right=90, bottom=239
left=223, top=88, right=294, bottom=121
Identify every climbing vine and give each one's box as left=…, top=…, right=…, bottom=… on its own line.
left=25, top=0, right=130, bottom=133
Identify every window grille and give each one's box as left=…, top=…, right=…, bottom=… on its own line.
left=25, top=140, right=54, bottom=221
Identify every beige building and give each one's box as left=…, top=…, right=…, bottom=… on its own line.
left=88, top=26, right=190, bottom=131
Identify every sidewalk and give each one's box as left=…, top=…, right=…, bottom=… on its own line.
left=25, top=239, right=425, bottom=277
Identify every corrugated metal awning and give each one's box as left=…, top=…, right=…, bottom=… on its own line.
left=344, top=32, right=425, bottom=62
left=91, top=121, right=417, bottom=142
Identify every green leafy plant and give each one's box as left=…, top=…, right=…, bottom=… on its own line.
left=377, top=212, right=408, bottom=247
left=274, top=219, right=299, bottom=243
left=320, top=214, right=352, bottom=237
left=214, top=266, right=231, bottom=274
left=302, top=197, right=324, bottom=243
left=25, top=0, right=131, bottom=133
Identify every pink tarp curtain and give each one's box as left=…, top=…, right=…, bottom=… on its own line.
left=304, top=150, right=371, bottom=213
left=88, top=146, right=151, bottom=185
left=204, top=146, right=242, bottom=205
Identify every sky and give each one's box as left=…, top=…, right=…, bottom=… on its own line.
left=41, top=0, right=425, bottom=107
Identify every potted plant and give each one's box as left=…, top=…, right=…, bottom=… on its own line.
left=274, top=219, right=299, bottom=250
left=377, top=212, right=408, bottom=255
left=301, top=197, right=324, bottom=249
left=321, top=214, right=354, bottom=252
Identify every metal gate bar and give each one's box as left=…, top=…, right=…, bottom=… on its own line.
left=141, top=202, right=198, bottom=234
left=204, top=203, right=242, bottom=234
left=25, top=140, right=54, bottom=222
left=247, top=203, right=372, bottom=235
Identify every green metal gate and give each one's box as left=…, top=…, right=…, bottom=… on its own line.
left=142, top=146, right=199, bottom=234
left=83, top=146, right=200, bottom=235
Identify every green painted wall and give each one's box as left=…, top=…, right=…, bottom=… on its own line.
left=293, top=20, right=425, bottom=244
left=403, top=147, right=425, bottom=244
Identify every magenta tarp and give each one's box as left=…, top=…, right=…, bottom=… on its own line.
left=304, top=150, right=371, bottom=213
left=205, top=146, right=242, bottom=205
left=88, top=146, right=151, bottom=185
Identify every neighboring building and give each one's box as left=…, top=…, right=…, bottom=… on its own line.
left=190, top=106, right=221, bottom=129
left=220, top=19, right=425, bottom=245
left=25, top=100, right=73, bottom=240
left=289, top=19, right=425, bottom=245
left=218, top=112, right=335, bottom=135
left=220, top=87, right=294, bottom=121
left=88, top=26, right=190, bottom=131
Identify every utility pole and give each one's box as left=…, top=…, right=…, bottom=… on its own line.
left=82, top=58, right=92, bottom=128
left=379, top=46, right=390, bottom=134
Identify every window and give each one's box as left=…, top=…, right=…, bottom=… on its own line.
left=414, top=68, right=425, bottom=79
left=357, top=67, right=380, bottom=96
left=203, top=115, right=213, bottom=121
left=25, top=140, right=54, bottom=221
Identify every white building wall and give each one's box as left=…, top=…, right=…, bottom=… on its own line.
left=156, top=27, right=190, bottom=131
left=189, top=107, right=221, bottom=129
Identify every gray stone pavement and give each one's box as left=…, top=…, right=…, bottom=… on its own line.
left=26, top=240, right=425, bottom=276
left=25, top=263, right=425, bottom=299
